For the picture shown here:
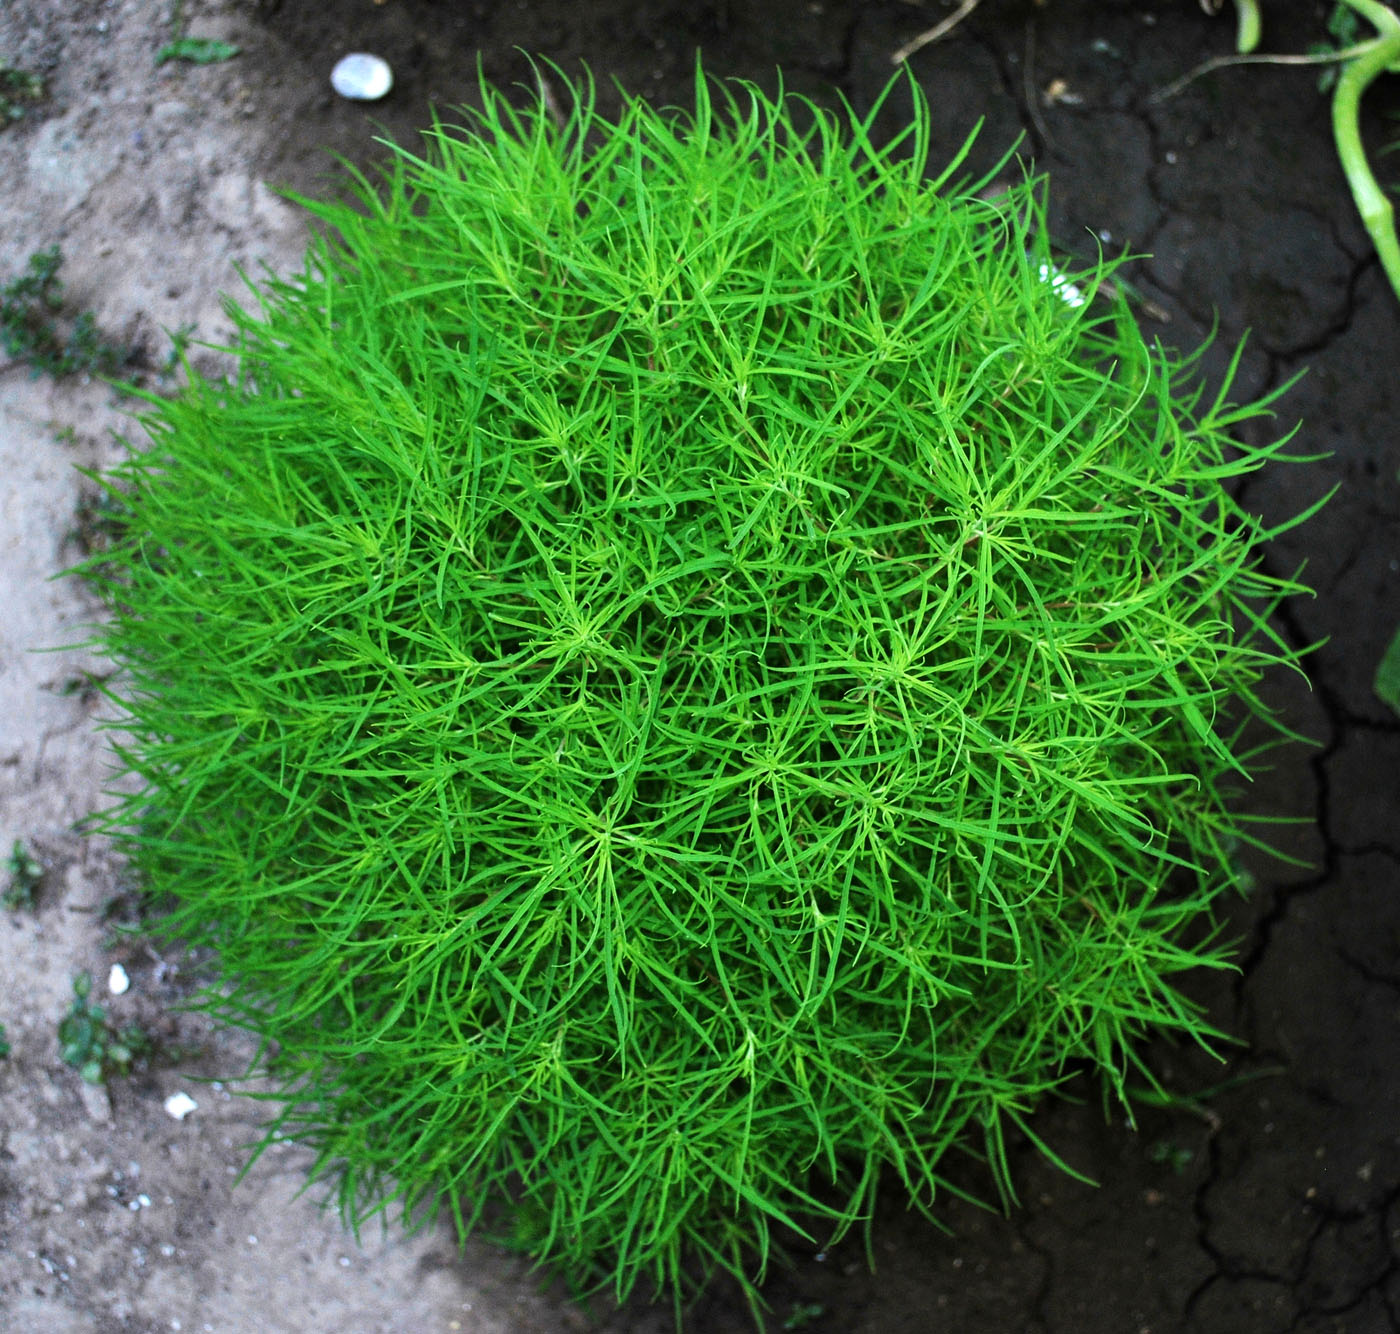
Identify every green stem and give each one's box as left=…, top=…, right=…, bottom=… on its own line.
left=1332, top=0, right=1400, bottom=304
left=1232, top=0, right=1262, bottom=54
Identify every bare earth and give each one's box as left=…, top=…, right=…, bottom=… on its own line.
left=0, top=3, right=618, bottom=1331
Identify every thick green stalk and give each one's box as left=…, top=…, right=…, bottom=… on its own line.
left=1232, top=0, right=1262, bottom=54
left=1332, top=0, right=1400, bottom=303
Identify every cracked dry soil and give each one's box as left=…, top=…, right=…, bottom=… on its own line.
left=1, top=1, right=1397, bottom=1331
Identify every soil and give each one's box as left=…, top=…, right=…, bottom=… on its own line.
left=1, top=1, right=1397, bottom=1331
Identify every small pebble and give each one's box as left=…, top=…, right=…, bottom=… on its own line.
left=107, top=963, right=130, bottom=996
left=1038, top=262, right=1086, bottom=309
left=163, top=1092, right=198, bottom=1121
left=331, top=53, right=393, bottom=102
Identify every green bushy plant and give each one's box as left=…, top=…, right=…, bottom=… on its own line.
left=81, top=67, right=1322, bottom=1317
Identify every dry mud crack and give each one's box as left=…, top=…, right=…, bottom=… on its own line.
left=3, top=2, right=1398, bottom=1332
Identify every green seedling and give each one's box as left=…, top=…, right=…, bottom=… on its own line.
left=158, top=321, right=198, bottom=381
left=1, top=246, right=127, bottom=378
left=895, top=4, right=1400, bottom=305
left=1376, top=624, right=1400, bottom=716
left=0, top=1021, right=10, bottom=1059
left=80, top=64, right=1324, bottom=1319
left=0, top=58, right=44, bottom=127
left=1311, top=2, right=1366, bottom=90
left=56, top=971, right=150, bottom=1085
left=3, top=840, right=43, bottom=910
left=783, top=1302, right=827, bottom=1330
left=155, top=38, right=240, bottom=66
left=68, top=484, right=132, bottom=560
left=158, top=0, right=239, bottom=67
left=894, top=1, right=1260, bottom=66
left=1148, top=1140, right=1196, bottom=1175
left=1328, top=0, right=1400, bottom=301
left=51, top=670, right=115, bottom=707
left=1158, top=1, right=1400, bottom=305
left=1222, top=0, right=1263, bottom=54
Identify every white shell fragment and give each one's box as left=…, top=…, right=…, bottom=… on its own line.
left=163, top=1091, right=198, bottom=1121
left=1038, top=261, right=1087, bottom=309
left=107, top=963, right=130, bottom=995
left=331, top=53, right=393, bottom=102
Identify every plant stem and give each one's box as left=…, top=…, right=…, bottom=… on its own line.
left=1332, top=0, right=1400, bottom=303
left=1233, top=0, right=1262, bottom=54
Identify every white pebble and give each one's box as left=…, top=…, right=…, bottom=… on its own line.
left=163, top=1092, right=198, bottom=1121
left=1037, top=262, right=1086, bottom=309
left=331, top=53, right=393, bottom=102
left=107, top=963, right=130, bottom=995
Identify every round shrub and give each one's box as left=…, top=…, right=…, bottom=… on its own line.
left=86, top=69, right=1317, bottom=1312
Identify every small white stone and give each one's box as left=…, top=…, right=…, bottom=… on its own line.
left=1037, top=262, right=1086, bottom=309
left=163, top=1092, right=198, bottom=1121
left=331, top=53, right=393, bottom=102
left=107, top=963, right=130, bottom=996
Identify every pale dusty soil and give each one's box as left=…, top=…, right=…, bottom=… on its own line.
left=0, top=3, right=622, bottom=1332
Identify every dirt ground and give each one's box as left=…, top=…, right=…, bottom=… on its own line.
left=1, top=1, right=1397, bottom=1331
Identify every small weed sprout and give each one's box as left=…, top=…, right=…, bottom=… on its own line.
left=0, top=58, right=44, bottom=127
left=1155, top=0, right=1400, bottom=305
left=154, top=38, right=240, bottom=67
left=3, top=839, right=43, bottom=910
left=156, top=0, right=240, bottom=67
left=0, top=247, right=127, bottom=378
left=1148, top=1140, right=1196, bottom=1175
left=56, top=971, right=150, bottom=1085
left=81, top=67, right=1324, bottom=1314
left=782, top=1302, right=827, bottom=1330
left=1377, top=621, right=1400, bottom=715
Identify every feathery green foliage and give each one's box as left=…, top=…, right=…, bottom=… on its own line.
left=81, top=67, right=1321, bottom=1317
